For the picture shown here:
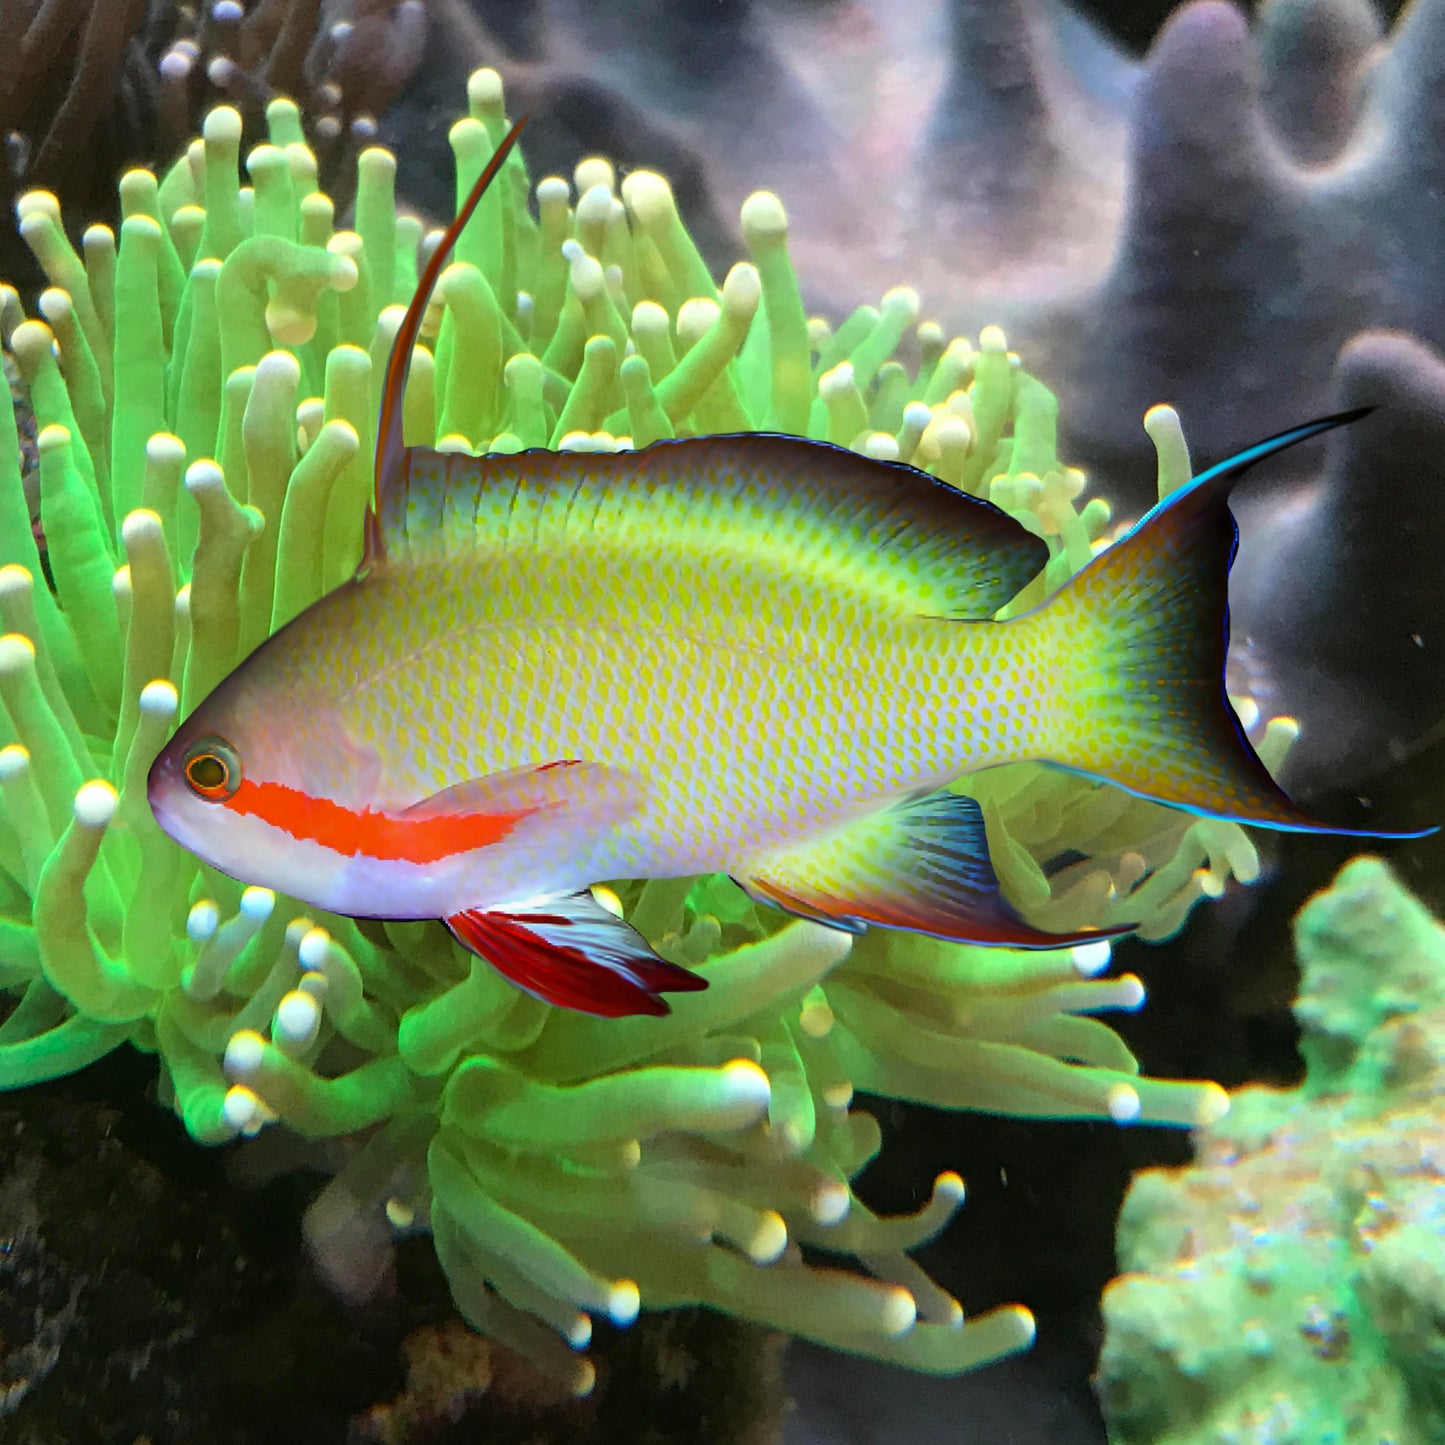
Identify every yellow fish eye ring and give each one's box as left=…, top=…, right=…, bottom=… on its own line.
left=182, top=736, right=243, bottom=803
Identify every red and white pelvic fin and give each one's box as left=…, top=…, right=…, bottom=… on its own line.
left=446, top=891, right=709, bottom=1018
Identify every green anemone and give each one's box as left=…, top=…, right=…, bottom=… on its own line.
left=0, top=68, right=1269, bottom=1395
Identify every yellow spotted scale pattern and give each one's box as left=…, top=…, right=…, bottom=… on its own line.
left=305, top=435, right=1061, bottom=885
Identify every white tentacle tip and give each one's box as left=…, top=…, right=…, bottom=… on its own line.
left=1116, top=974, right=1147, bottom=1010
left=748, top=1211, right=788, bottom=1264
left=575, top=182, right=613, bottom=228
left=119, top=213, right=164, bottom=245
left=255, top=349, right=303, bottom=386
left=15, top=190, right=60, bottom=223
left=467, top=67, right=505, bottom=108
left=934, top=1171, right=966, bottom=1206
left=357, top=145, right=397, bottom=178
left=620, top=170, right=673, bottom=224
left=120, top=508, right=167, bottom=548
left=0, top=564, right=32, bottom=596
left=881, top=286, right=921, bottom=321
left=139, top=679, right=180, bottom=717
left=818, top=361, right=856, bottom=399
left=811, top=1180, right=850, bottom=1226
left=1106, top=1083, right=1142, bottom=1124
left=0, top=744, right=29, bottom=779
left=240, top=886, right=276, bottom=920
left=740, top=189, right=787, bottom=237
left=144, top=432, right=186, bottom=466
left=630, top=299, right=668, bottom=337
left=606, top=1278, right=640, bottom=1326
left=298, top=926, right=331, bottom=972
left=676, top=297, right=720, bottom=344
left=37, top=287, right=72, bottom=323
left=223, top=1028, right=267, bottom=1080
left=719, top=1058, right=770, bottom=1116
left=222, top=1084, right=262, bottom=1132
left=933, top=415, right=970, bottom=451
left=446, top=116, right=489, bottom=154
left=1071, top=939, right=1113, bottom=977
left=574, top=156, right=615, bottom=197
left=203, top=105, right=244, bottom=145
left=184, top=459, right=225, bottom=494
left=274, top=989, right=322, bottom=1047
left=1196, top=1082, right=1231, bottom=1127
left=1143, top=402, right=1182, bottom=436
left=722, top=262, right=761, bottom=317
left=798, top=997, right=834, bottom=1038
left=567, top=251, right=605, bottom=304
left=284, top=917, right=315, bottom=949
left=187, top=899, right=220, bottom=942
left=881, top=1287, right=917, bottom=1337
left=74, top=780, right=118, bottom=829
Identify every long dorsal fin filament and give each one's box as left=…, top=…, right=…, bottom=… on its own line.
left=367, top=112, right=531, bottom=568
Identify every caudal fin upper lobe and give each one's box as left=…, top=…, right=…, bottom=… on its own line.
left=1036, top=410, right=1433, bottom=839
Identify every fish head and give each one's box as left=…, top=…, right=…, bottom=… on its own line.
left=147, top=622, right=381, bottom=902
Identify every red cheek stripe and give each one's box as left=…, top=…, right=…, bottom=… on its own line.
left=226, top=777, right=532, bottom=864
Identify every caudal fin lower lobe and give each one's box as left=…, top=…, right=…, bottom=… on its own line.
left=1036, top=411, right=1431, bottom=838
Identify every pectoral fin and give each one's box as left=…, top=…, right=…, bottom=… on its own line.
left=365, top=760, right=639, bottom=867
left=446, top=891, right=708, bottom=1018
left=400, top=759, right=635, bottom=826
left=741, top=792, right=1133, bottom=949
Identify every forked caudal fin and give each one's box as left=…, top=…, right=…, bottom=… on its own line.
left=365, top=111, right=531, bottom=568
left=1036, top=408, right=1436, bottom=839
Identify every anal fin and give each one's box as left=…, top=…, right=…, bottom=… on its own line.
left=742, top=793, right=1132, bottom=949
left=446, top=890, right=708, bottom=1018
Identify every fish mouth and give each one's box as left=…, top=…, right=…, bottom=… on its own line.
left=146, top=745, right=194, bottom=846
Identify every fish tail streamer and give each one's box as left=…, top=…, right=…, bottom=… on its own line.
left=1032, top=410, right=1430, bottom=838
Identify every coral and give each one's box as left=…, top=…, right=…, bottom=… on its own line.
left=1096, top=856, right=1445, bottom=1444
left=0, top=68, right=1256, bottom=1403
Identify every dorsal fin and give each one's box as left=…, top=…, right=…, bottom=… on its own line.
left=378, top=435, right=1051, bottom=620
left=366, top=113, right=530, bottom=568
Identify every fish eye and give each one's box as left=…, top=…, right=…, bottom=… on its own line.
left=182, top=736, right=242, bottom=802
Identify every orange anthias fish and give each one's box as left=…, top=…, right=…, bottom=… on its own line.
left=147, top=119, right=1432, bottom=1018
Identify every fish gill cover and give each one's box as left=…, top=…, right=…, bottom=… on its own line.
left=0, top=65, right=1295, bottom=1401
